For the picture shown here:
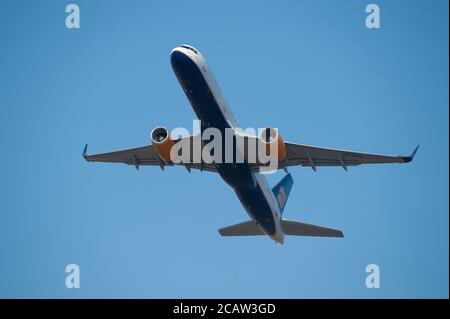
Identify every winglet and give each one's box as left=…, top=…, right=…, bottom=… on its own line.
left=82, top=144, right=88, bottom=160
left=402, top=145, right=419, bottom=163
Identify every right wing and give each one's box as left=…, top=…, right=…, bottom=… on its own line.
left=83, top=144, right=160, bottom=167
left=83, top=143, right=218, bottom=173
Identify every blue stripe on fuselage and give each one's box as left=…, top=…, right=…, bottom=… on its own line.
left=170, top=51, right=228, bottom=131
left=170, top=50, right=276, bottom=236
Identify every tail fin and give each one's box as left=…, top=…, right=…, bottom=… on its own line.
left=272, top=173, right=294, bottom=215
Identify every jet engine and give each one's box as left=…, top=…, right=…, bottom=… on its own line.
left=150, top=126, right=175, bottom=164
left=259, top=127, right=287, bottom=163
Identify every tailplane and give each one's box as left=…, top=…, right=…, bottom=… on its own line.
left=218, top=219, right=343, bottom=238
left=218, top=220, right=264, bottom=236
left=281, top=220, right=343, bottom=237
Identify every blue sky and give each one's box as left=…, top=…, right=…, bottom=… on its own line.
left=0, top=0, right=448, bottom=298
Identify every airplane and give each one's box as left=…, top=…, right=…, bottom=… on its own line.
left=83, top=44, right=418, bottom=244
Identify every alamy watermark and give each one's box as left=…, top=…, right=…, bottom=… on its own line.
left=65, top=4, right=80, bottom=29
left=148, top=120, right=286, bottom=173
left=65, top=264, right=80, bottom=289
left=365, top=4, right=381, bottom=29
left=365, top=264, right=380, bottom=289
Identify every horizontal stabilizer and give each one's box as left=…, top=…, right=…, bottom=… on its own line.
left=218, top=220, right=264, bottom=236
left=281, top=220, right=343, bottom=237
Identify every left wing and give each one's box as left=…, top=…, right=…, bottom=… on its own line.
left=245, top=140, right=419, bottom=172
left=281, top=143, right=419, bottom=171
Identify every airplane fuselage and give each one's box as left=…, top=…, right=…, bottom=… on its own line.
left=170, top=45, right=285, bottom=243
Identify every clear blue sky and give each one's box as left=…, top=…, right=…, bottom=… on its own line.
left=0, top=0, right=448, bottom=298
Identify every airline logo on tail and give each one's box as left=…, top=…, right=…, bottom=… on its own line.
left=277, top=186, right=287, bottom=209
left=272, top=173, right=294, bottom=214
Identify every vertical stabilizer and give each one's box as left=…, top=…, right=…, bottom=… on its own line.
left=272, top=173, right=294, bottom=215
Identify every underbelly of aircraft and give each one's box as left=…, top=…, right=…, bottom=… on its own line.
left=171, top=49, right=277, bottom=237
left=234, top=184, right=276, bottom=236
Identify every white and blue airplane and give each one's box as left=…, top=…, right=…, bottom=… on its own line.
left=84, top=45, right=418, bottom=244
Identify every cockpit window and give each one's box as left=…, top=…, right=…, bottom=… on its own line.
left=181, top=45, right=198, bottom=54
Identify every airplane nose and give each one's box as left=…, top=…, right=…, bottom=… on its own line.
left=170, top=49, right=190, bottom=70
left=170, top=49, right=181, bottom=64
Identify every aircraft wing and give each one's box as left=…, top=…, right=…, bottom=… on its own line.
left=84, top=134, right=418, bottom=173
left=245, top=141, right=419, bottom=172
left=282, top=143, right=419, bottom=170
left=83, top=142, right=219, bottom=173
left=83, top=144, right=160, bottom=167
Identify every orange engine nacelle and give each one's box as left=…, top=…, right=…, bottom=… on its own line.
left=150, top=126, right=175, bottom=164
left=259, top=127, right=287, bottom=163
